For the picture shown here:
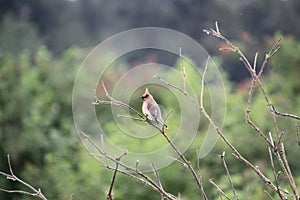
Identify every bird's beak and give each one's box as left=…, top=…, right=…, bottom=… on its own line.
left=140, top=96, right=144, bottom=99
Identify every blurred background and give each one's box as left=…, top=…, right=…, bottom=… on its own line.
left=0, top=0, right=300, bottom=199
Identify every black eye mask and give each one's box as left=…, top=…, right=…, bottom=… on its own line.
left=141, top=94, right=149, bottom=99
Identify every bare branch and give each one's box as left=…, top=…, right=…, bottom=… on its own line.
left=253, top=52, right=258, bottom=72
left=268, top=132, right=284, bottom=199
left=81, top=132, right=177, bottom=200
left=296, top=125, right=300, bottom=146
left=154, top=75, right=202, bottom=110
left=156, top=65, right=284, bottom=197
left=94, top=82, right=207, bottom=199
left=150, top=162, right=164, bottom=200
left=168, top=156, right=187, bottom=168
left=179, top=47, right=187, bottom=94
left=258, top=39, right=281, bottom=78
left=201, top=22, right=292, bottom=198
left=245, top=79, right=273, bottom=147
left=280, top=144, right=299, bottom=199
left=117, top=114, right=145, bottom=122
left=106, top=162, right=119, bottom=200
left=220, top=152, right=238, bottom=200
left=270, top=104, right=300, bottom=121
left=200, top=56, right=210, bottom=109
left=209, top=179, right=231, bottom=200
left=164, top=110, right=173, bottom=124
left=0, top=155, right=48, bottom=200
left=106, top=151, right=128, bottom=200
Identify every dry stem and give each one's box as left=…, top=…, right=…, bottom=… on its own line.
left=0, top=155, right=48, bottom=200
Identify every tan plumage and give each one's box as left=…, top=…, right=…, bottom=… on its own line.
left=141, top=88, right=167, bottom=127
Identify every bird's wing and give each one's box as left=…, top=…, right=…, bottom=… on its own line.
left=142, top=103, right=152, bottom=118
left=148, top=103, right=158, bottom=118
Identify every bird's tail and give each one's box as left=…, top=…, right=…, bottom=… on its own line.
left=155, top=118, right=168, bottom=128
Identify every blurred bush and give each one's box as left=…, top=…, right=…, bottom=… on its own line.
left=0, top=33, right=300, bottom=199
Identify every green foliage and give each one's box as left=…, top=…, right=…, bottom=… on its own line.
left=1, top=33, right=300, bottom=200
left=0, top=46, right=84, bottom=199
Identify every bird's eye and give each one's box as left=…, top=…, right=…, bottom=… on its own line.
left=141, top=94, right=149, bottom=99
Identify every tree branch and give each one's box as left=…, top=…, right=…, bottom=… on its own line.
left=0, top=155, right=48, bottom=200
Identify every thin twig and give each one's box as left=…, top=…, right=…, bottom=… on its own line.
left=279, top=144, right=299, bottom=199
left=150, top=162, right=165, bottom=200
left=296, top=125, right=300, bottom=146
left=154, top=75, right=201, bottom=110
left=157, top=73, right=285, bottom=197
left=117, top=114, right=145, bottom=122
left=106, top=162, right=118, bottom=200
left=168, top=156, right=187, bottom=168
left=106, top=151, right=127, bottom=200
left=95, top=82, right=207, bottom=199
left=81, top=132, right=177, bottom=200
left=164, top=110, right=173, bottom=124
left=204, top=22, right=296, bottom=200
left=205, top=22, right=282, bottom=142
left=270, top=104, right=300, bottom=121
left=158, top=127, right=207, bottom=199
left=209, top=179, right=231, bottom=200
left=196, top=150, right=201, bottom=172
left=268, top=132, right=284, bottom=199
left=0, top=155, right=48, bottom=200
left=200, top=56, right=210, bottom=109
left=179, top=47, right=187, bottom=94
left=150, top=163, right=163, bottom=189
left=196, top=22, right=291, bottom=198
left=258, top=39, right=281, bottom=78
left=245, top=78, right=273, bottom=147
left=253, top=52, right=258, bottom=72
left=220, top=151, right=238, bottom=200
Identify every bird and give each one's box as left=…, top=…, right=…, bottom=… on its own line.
left=141, top=88, right=167, bottom=128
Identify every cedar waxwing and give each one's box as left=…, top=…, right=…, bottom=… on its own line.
left=141, top=88, right=167, bottom=127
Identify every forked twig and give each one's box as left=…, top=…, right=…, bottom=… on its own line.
left=81, top=132, right=176, bottom=200
left=279, top=144, right=299, bottom=198
left=94, top=82, right=207, bottom=199
left=0, top=155, right=48, bottom=200
left=106, top=151, right=128, bottom=200
left=156, top=72, right=285, bottom=197
left=268, top=133, right=284, bottom=199
left=204, top=22, right=300, bottom=199
left=270, top=104, right=300, bottom=121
